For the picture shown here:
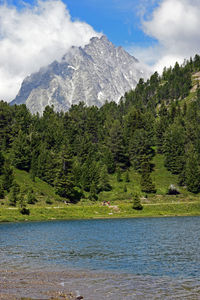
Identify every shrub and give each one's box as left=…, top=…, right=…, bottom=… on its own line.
left=167, top=184, right=180, bottom=195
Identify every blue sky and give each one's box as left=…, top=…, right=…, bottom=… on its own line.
left=1, top=0, right=200, bottom=101
left=5, top=0, right=159, bottom=47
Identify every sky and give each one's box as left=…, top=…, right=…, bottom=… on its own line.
left=0, top=0, right=200, bottom=101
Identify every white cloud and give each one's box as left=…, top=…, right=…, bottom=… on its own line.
left=0, top=0, right=100, bottom=101
left=129, top=0, right=200, bottom=73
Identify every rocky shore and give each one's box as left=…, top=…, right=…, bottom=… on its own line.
left=1, top=267, right=200, bottom=300
left=0, top=269, right=85, bottom=300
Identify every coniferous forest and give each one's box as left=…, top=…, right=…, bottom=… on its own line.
left=1, top=54, right=200, bottom=210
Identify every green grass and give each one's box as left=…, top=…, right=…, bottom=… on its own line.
left=11, top=168, right=63, bottom=206
left=1, top=154, right=200, bottom=222
left=1, top=201, right=200, bottom=222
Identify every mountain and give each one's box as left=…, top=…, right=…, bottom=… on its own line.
left=11, top=35, right=148, bottom=114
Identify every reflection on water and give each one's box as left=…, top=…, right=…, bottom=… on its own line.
left=1, top=217, right=200, bottom=298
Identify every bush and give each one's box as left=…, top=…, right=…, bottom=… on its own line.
left=20, top=207, right=30, bottom=215
left=167, top=184, right=180, bottom=195
left=27, top=190, right=37, bottom=204
left=46, top=198, right=53, bottom=205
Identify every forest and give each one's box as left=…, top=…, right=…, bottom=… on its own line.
left=1, top=54, right=200, bottom=211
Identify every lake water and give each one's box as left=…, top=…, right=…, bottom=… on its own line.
left=1, top=216, right=200, bottom=299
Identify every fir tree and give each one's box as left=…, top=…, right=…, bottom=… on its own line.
left=185, top=146, right=200, bottom=193
left=163, top=122, right=185, bottom=174
left=102, top=147, right=115, bottom=174
left=116, top=166, right=122, bottom=182
left=89, top=182, right=98, bottom=201
left=0, top=151, right=5, bottom=175
left=55, top=146, right=82, bottom=203
left=125, top=170, right=130, bottom=182
left=132, top=194, right=143, bottom=210
left=140, top=161, right=156, bottom=193
left=8, top=182, right=20, bottom=207
left=2, top=161, right=14, bottom=192
left=27, top=189, right=37, bottom=204
left=0, top=183, right=4, bottom=199
left=99, top=165, right=111, bottom=192
left=107, top=119, right=129, bottom=169
left=11, top=130, right=31, bottom=171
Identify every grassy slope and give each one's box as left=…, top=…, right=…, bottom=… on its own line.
left=1, top=154, right=200, bottom=222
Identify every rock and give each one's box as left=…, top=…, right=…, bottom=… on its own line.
left=11, top=35, right=149, bottom=115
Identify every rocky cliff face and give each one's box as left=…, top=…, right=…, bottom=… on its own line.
left=12, top=35, right=148, bottom=114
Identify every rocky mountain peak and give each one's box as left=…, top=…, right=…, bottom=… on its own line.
left=11, top=35, right=149, bottom=115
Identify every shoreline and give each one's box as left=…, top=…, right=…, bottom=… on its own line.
left=1, top=266, right=200, bottom=300
left=1, top=201, right=200, bottom=223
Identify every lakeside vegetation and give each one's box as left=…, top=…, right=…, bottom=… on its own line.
left=1, top=55, right=200, bottom=221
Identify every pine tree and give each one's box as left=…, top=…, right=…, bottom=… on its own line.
left=125, top=170, right=130, bottom=182
left=102, top=147, right=115, bottom=174
left=0, top=151, right=5, bottom=175
left=19, top=199, right=30, bottom=215
left=8, top=182, right=20, bottom=207
left=185, top=146, right=200, bottom=193
left=0, top=183, right=4, bottom=199
left=99, top=165, right=111, bottom=192
left=89, top=182, right=98, bottom=201
left=140, top=161, right=156, bottom=193
left=2, top=161, right=14, bottom=192
left=116, top=166, right=122, bottom=182
left=55, top=146, right=82, bottom=203
left=132, top=194, right=143, bottom=210
left=11, top=130, right=31, bottom=171
left=107, top=119, right=129, bottom=169
left=30, top=152, right=38, bottom=182
left=163, top=122, right=185, bottom=174
left=129, top=129, right=155, bottom=171
left=27, top=189, right=37, bottom=204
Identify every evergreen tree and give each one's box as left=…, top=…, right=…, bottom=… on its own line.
left=140, top=161, right=156, bottom=193
left=116, top=166, right=122, bottom=182
left=2, top=161, right=14, bottom=192
left=107, top=119, right=129, bottom=169
left=125, top=170, right=130, bottom=182
left=99, top=165, right=112, bottom=192
left=163, top=122, right=185, bottom=174
left=89, top=182, right=98, bottom=201
left=0, top=151, right=5, bottom=175
left=8, top=182, right=20, bottom=207
left=102, top=147, right=115, bottom=174
left=185, top=146, right=200, bottom=193
left=11, top=130, right=31, bottom=171
left=55, top=146, right=82, bottom=203
left=27, top=189, right=37, bottom=204
left=30, top=151, right=38, bottom=182
left=0, top=183, right=4, bottom=199
left=132, top=194, right=143, bottom=210
left=129, top=129, right=154, bottom=171
left=123, top=185, right=127, bottom=193
left=19, top=199, right=30, bottom=215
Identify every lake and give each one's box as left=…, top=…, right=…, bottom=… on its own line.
left=1, top=216, right=200, bottom=299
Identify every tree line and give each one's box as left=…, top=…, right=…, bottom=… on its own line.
left=1, top=54, right=200, bottom=204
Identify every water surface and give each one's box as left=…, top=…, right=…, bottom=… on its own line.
left=1, top=216, right=200, bottom=299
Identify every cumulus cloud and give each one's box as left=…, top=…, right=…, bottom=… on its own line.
left=129, top=0, right=200, bottom=73
left=0, top=0, right=100, bottom=101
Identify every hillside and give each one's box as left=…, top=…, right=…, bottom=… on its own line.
left=1, top=54, right=200, bottom=221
